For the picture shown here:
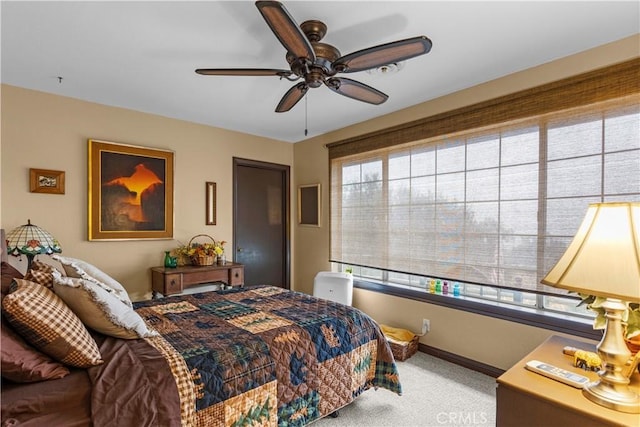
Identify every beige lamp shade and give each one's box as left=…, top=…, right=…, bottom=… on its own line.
left=541, top=202, right=640, bottom=302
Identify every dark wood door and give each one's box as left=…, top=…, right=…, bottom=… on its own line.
left=233, top=158, right=290, bottom=288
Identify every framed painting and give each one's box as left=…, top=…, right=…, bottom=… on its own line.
left=298, top=183, right=320, bottom=227
left=206, top=181, right=216, bottom=225
left=88, top=139, right=174, bottom=240
left=30, top=168, right=65, bottom=194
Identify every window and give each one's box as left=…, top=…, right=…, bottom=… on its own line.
left=328, top=59, right=639, bottom=331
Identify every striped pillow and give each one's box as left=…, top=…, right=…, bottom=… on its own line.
left=2, top=279, right=103, bottom=368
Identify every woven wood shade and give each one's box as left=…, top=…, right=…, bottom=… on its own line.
left=328, top=58, right=640, bottom=160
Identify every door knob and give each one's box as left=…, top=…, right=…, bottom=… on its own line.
left=237, top=247, right=244, bottom=252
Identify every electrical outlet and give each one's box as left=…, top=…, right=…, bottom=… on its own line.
left=422, top=318, right=430, bottom=334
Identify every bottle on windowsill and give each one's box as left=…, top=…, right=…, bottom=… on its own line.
left=453, top=282, right=461, bottom=297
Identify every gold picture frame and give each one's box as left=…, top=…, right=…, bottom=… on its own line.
left=88, top=139, right=174, bottom=240
left=30, top=168, right=65, bottom=194
left=298, top=183, right=321, bottom=227
left=206, top=182, right=216, bottom=225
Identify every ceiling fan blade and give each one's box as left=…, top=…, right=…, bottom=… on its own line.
left=326, top=77, right=388, bottom=105
left=195, top=68, right=293, bottom=77
left=333, top=36, right=432, bottom=73
left=256, top=1, right=315, bottom=62
left=276, top=82, right=308, bottom=112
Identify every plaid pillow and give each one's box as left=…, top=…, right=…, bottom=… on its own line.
left=2, top=279, right=103, bottom=368
left=23, top=260, right=58, bottom=289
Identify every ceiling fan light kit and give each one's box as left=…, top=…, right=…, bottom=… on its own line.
left=196, top=0, right=432, bottom=113
left=367, top=62, right=405, bottom=76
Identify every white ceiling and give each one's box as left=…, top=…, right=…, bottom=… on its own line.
left=2, top=1, right=638, bottom=143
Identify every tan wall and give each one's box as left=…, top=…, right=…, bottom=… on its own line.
left=293, top=35, right=639, bottom=369
left=1, top=85, right=294, bottom=301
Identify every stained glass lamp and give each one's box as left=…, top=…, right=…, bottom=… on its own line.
left=6, top=219, right=62, bottom=270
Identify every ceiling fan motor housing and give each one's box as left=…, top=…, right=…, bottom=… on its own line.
left=286, top=19, right=341, bottom=83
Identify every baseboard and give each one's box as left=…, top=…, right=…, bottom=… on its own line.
left=418, top=343, right=505, bottom=378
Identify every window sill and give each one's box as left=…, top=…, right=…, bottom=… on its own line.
left=353, top=278, right=601, bottom=341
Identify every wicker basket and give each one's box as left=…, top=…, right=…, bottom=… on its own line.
left=194, top=254, right=215, bottom=266
left=387, top=334, right=419, bottom=362
left=188, top=234, right=216, bottom=266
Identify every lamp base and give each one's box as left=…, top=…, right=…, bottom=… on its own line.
left=26, top=254, right=36, bottom=271
left=585, top=298, right=640, bottom=414
left=583, top=380, right=640, bottom=414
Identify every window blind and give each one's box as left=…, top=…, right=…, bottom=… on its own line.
left=327, top=59, right=639, bottom=159
left=330, top=92, right=639, bottom=295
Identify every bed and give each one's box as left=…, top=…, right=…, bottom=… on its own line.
left=1, top=237, right=401, bottom=426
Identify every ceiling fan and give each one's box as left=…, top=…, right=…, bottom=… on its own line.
left=196, top=0, right=432, bottom=112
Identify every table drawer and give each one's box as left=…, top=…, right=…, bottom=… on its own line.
left=230, top=267, right=244, bottom=286
left=182, top=269, right=228, bottom=286
left=163, top=273, right=183, bottom=295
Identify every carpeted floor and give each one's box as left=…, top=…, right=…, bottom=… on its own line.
left=315, top=351, right=497, bottom=427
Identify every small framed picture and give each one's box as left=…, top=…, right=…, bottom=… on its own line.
left=30, top=168, right=65, bottom=194
left=206, top=181, right=217, bottom=225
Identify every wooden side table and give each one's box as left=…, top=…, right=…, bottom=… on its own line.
left=496, top=335, right=639, bottom=427
left=151, top=262, right=244, bottom=297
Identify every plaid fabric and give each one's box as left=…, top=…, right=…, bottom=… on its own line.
left=23, top=260, right=57, bottom=288
left=2, top=278, right=103, bottom=368
left=371, top=360, right=401, bottom=394
left=143, top=326, right=197, bottom=426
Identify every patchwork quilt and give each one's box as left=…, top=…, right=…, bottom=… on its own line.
left=134, top=285, right=402, bottom=426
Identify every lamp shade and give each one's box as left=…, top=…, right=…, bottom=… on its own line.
left=541, top=202, right=640, bottom=302
left=6, top=219, right=62, bottom=257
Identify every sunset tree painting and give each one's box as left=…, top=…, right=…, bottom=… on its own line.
left=100, top=151, right=166, bottom=231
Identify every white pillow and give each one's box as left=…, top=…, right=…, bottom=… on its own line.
left=52, top=271, right=157, bottom=340
left=52, top=255, right=132, bottom=307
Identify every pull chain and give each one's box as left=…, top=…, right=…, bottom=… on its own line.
left=304, top=94, right=308, bottom=136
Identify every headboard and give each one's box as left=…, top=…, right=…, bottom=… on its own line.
left=1, top=229, right=7, bottom=263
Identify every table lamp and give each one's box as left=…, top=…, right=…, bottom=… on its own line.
left=541, top=202, right=640, bottom=413
left=5, top=219, right=62, bottom=270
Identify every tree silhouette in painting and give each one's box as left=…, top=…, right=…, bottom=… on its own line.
left=100, top=153, right=166, bottom=231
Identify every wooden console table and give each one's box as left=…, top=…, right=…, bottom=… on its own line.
left=496, top=335, right=639, bottom=426
left=151, top=262, right=244, bottom=297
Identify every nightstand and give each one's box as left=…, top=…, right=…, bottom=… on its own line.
left=151, top=262, right=244, bottom=298
left=496, top=335, right=639, bottom=426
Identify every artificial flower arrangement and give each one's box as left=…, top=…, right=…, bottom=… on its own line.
left=174, top=235, right=225, bottom=266
left=213, top=240, right=227, bottom=257
left=191, top=242, right=217, bottom=257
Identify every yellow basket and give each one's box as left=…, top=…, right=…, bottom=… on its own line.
left=380, top=324, right=420, bottom=361
left=188, top=234, right=216, bottom=266
left=388, top=335, right=419, bottom=361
